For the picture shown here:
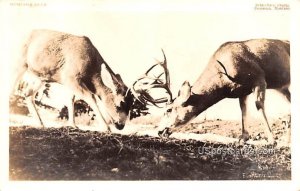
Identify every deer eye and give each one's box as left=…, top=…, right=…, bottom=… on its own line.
left=166, top=108, right=172, bottom=113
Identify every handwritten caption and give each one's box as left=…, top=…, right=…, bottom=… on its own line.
left=255, top=3, right=290, bottom=11
left=9, top=1, right=47, bottom=7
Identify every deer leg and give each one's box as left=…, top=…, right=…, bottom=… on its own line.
left=277, top=87, right=291, bottom=143
left=66, top=95, right=77, bottom=128
left=278, top=87, right=290, bottom=102
left=89, top=94, right=110, bottom=132
left=83, top=95, right=110, bottom=132
left=92, top=94, right=112, bottom=132
left=26, top=95, right=44, bottom=127
left=93, top=95, right=112, bottom=125
left=71, top=83, right=110, bottom=132
left=253, top=80, right=274, bottom=144
left=239, top=95, right=250, bottom=141
left=25, top=82, right=45, bottom=128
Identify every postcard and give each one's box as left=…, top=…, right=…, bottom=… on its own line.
left=1, top=0, right=299, bottom=190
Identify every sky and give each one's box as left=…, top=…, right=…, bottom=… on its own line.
left=1, top=0, right=291, bottom=120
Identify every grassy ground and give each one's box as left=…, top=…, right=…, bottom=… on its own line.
left=9, top=100, right=291, bottom=180
left=9, top=125, right=290, bottom=180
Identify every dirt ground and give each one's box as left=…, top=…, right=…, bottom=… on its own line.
left=9, top=120, right=291, bottom=180
left=9, top=100, right=291, bottom=180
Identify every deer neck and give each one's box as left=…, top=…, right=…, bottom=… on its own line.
left=187, top=87, right=226, bottom=114
left=187, top=70, right=227, bottom=115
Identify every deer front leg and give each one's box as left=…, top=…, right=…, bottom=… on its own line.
left=90, top=94, right=111, bottom=132
left=70, top=83, right=110, bottom=132
left=253, top=80, right=275, bottom=144
left=66, top=95, right=77, bottom=128
left=158, top=127, right=173, bottom=138
left=82, top=94, right=110, bottom=132
left=239, top=95, right=250, bottom=142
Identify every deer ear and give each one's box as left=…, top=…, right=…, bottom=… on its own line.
left=177, top=81, right=191, bottom=105
left=101, top=64, right=117, bottom=94
left=115, top=74, right=123, bottom=82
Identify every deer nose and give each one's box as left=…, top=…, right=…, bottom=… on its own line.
left=114, top=122, right=125, bottom=130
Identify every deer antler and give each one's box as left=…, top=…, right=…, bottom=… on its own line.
left=131, top=49, right=172, bottom=107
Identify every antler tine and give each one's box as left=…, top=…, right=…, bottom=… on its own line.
left=147, top=82, right=173, bottom=103
left=160, top=49, right=172, bottom=101
left=139, top=92, right=170, bottom=108
left=140, top=93, right=163, bottom=108
left=145, top=63, right=158, bottom=76
left=130, top=49, right=173, bottom=107
left=161, top=49, right=168, bottom=79
left=157, top=72, right=164, bottom=79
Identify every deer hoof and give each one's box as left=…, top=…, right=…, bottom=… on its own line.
left=158, top=128, right=172, bottom=138
left=267, top=137, right=275, bottom=145
left=239, top=132, right=250, bottom=143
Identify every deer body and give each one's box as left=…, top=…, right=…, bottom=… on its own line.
left=11, top=30, right=134, bottom=131
left=159, top=39, right=290, bottom=143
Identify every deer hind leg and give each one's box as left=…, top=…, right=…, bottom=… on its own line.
left=277, top=87, right=291, bottom=144
left=23, top=79, right=45, bottom=128
left=70, top=83, right=110, bottom=132
left=253, top=80, right=274, bottom=144
left=277, top=86, right=291, bottom=102
left=239, top=95, right=250, bottom=142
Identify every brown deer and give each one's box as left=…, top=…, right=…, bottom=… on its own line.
left=10, top=29, right=172, bottom=131
left=158, top=39, right=290, bottom=144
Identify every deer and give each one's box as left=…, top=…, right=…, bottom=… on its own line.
left=10, top=29, right=172, bottom=132
left=157, top=39, right=290, bottom=144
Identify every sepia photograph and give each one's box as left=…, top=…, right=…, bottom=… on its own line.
left=1, top=0, right=299, bottom=190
